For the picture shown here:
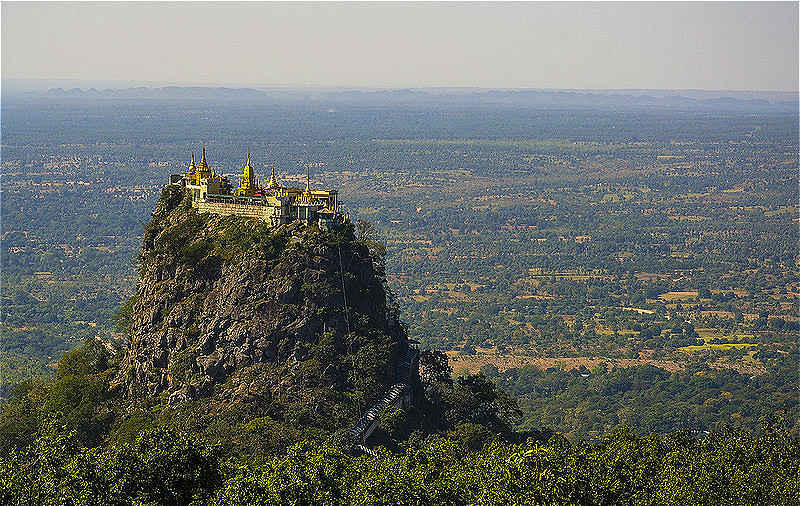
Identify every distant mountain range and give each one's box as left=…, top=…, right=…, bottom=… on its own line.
left=44, top=86, right=267, bottom=99
left=4, top=83, right=796, bottom=111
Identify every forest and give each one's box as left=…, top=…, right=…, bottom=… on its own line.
left=1, top=339, right=797, bottom=505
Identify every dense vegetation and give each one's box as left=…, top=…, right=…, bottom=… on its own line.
left=1, top=340, right=797, bottom=505
left=4, top=422, right=798, bottom=505
left=481, top=356, right=799, bottom=439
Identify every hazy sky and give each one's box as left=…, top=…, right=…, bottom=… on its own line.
left=2, top=2, right=798, bottom=91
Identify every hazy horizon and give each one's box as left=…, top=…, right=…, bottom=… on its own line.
left=3, top=2, right=798, bottom=92
left=4, top=77, right=799, bottom=95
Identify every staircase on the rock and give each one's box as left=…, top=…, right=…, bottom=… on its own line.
left=396, top=345, right=419, bottom=382
left=347, top=383, right=408, bottom=442
left=347, top=341, right=419, bottom=444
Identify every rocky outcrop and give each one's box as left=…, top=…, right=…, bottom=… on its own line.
left=118, top=186, right=405, bottom=404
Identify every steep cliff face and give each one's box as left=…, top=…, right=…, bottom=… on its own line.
left=118, top=186, right=405, bottom=409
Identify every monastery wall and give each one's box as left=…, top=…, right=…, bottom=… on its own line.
left=195, top=201, right=274, bottom=221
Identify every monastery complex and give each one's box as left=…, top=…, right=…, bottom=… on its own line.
left=170, top=148, right=342, bottom=229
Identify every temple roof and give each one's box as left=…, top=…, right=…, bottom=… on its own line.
left=266, top=164, right=279, bottom=189
left=198, top=146, right=209, bottom=169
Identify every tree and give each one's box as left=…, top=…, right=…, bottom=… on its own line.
left=418, top=350, right=453, bottom=386
left=356, top=219, right=375, bottom=242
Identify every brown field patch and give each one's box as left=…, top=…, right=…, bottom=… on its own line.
left=516, top=294, right=555, bottom=300
left=619, top=307, right=655, bottom=315
left=701, top=310, right=735, bottom=319
left=445, top=350, right=684, bottom=374
left=446, top=350, right=766, bottom=376
left=708, top=359, right=765, bottom=375
left=445, top=292, right=475, bottom=302
left=658, top=291, right=698, bottom=301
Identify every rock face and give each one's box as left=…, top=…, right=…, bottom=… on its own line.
left=119, top=186, right=405, bottom=404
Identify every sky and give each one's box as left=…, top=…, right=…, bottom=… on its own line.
left=2, top=2, right=798, bottom=91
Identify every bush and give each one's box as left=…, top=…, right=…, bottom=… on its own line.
left=379, top=407, right=408, bottom=442
left=448, top=422, right=495, bottom=450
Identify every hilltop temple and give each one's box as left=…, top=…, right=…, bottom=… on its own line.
left=169, top=148, right=341, bottom=228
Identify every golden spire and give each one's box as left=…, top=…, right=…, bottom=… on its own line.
left=244, top=153, right=253, bottom=179
left=199, top=146, right=208, bottom=169
left=188, top=152, right=196, bottom=174
left=194, top=146, right=212, bottom=184
left=265, top=164, right=279, bottom=189
left=236, top=152, right=255, bottom=196
left=305, top=164, right=311, bottom=194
